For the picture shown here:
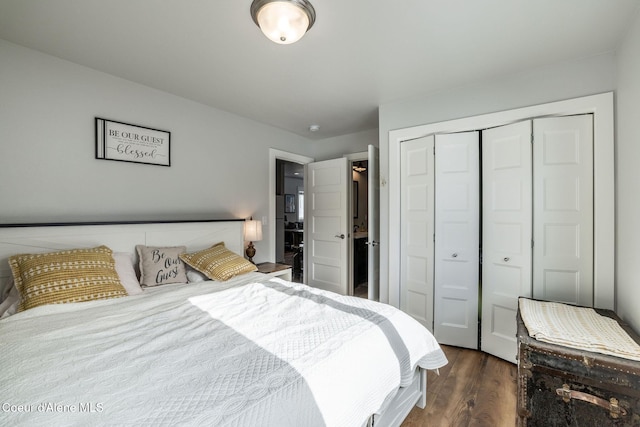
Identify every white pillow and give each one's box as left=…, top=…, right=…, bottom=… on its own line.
left=0, top=284, right=20, bottom=318
left=185, top=266, right=209, bottom=283
left=113, top=252, right=143, bottom=295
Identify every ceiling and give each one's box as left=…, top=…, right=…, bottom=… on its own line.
left=0, top=1, right=638, bottom=140
left=282, top=159, right=304, bottom=178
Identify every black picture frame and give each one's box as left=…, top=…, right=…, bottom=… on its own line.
left=95, top=118, right=171, bottom=166
left=285, top=194, right=296, bottom=213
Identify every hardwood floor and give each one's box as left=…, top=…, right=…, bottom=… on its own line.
left=401, top=345, right=518, bottom=427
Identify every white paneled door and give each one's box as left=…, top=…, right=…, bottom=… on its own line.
left=305, top=157, right=349, bottom=295
left=533, top=115, right=594, bottom=306
left=434, top=132, right=480, bottom=349
left=367, top=145, right=380, bottom=301
left=481, top=120, right=533, bottom=363
left=400, top=136, right=435, bottom=331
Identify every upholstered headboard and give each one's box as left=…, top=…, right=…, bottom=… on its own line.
left=0, top=220, right=245, bottom=296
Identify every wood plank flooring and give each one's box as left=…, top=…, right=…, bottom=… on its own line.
left=401, top=345, right=518, bottom=427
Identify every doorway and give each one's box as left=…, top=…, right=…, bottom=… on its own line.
left=268, top=148, right=379, bottom=298
left=268, top=149, right=313, bottom=278
left=352, top=159, right=369, bottom=298
left=276, top=159, right=305, bottom=282
left=345, top=146, right=380, bottom=301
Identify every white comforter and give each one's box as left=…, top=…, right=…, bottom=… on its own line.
left=0, top=273, right=447, bottom=426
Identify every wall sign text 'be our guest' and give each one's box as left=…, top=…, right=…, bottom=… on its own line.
left=96, top=118, right=171, bottom=167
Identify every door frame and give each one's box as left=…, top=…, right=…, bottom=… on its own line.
left=386, top=92, right=615, bottom=310
left=268, top=148, right=314, bottom=264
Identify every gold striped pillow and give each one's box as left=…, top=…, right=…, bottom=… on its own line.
left=9, top=245, right=127, bottom=312
left=179, top=242, right=257, bottom=282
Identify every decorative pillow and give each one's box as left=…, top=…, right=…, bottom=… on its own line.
left=136, top=245, right=187, bottom=287
left=1, top=277, right=14, bottom=303
left=0, top=282, right=20, bottom=318
left=113, top=252, right=143, bottom=295
left=185, top=265, right=209, bottom=283
left=179, top=242, right=257, bottom=281
left=8, top=245, right=127, bottom=312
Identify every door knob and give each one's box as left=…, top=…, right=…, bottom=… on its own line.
left=503, top=257, right=510, bottom=262
left=452, top=253, right=458, bottom=258
left=335, top=234, right=345, bottom=239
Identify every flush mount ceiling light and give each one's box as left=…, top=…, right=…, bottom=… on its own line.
left=353, top=161, right=367, bottom=173
left=250, top=0, right=316, bottom=45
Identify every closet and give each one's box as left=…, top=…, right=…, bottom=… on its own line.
left=401, top=114, right=595, bottom=363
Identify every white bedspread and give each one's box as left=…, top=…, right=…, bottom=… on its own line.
left=0, top=273, right=446, bottom=426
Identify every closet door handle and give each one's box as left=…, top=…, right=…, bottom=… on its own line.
left=452, top=253, right=458, bottom=258
left=335, top=234, right=345, bottom=240
left=503, top=257, right=510, bottom=262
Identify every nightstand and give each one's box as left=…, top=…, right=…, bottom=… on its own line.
left=256, top=262, right=292, bottom=281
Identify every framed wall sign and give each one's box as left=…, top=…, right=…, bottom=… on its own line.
left=96, top=118, right=171, bottom=166
left=285, top=194, right=296, bottom=213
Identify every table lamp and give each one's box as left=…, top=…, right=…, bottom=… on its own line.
left=244, top=218, right=263, bottom=263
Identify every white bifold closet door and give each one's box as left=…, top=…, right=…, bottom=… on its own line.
left=532, top=115, right=594, bottom=306
left=481, top=115, right=594, bottom=362
left=481, top=120, right=533, bottom=363
left=433, top=132, right=480, bottom=348
left=400, top=135, right=435, bottom=330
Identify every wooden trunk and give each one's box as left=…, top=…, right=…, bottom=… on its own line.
left=517, top=304, right=640, bottom=426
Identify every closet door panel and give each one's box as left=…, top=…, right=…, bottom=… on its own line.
left=400, top=136, right=435, bottom=330
left=482, top=120, right=533, bottom=363
left=434, top=132, right=480, bottom=349
left=533, top=115, right=594, bottom=306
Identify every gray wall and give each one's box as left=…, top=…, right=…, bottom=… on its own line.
left=312, top=128, right=378, bottom=161
left=378, top=53, right=616, bottom=140
left=615, top=10, right=640, bottom=333
left=0, top=40, right=314, bottom=264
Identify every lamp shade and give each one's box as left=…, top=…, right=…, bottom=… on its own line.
left=250, top=0, right=315, bottom=45
left=244, top=219, right=263, bottom=242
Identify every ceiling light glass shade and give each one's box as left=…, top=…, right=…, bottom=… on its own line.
left=251, top=0, right=316, bottom=45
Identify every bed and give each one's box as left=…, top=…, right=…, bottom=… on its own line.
left=0, top=220, right=447, bottom=427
